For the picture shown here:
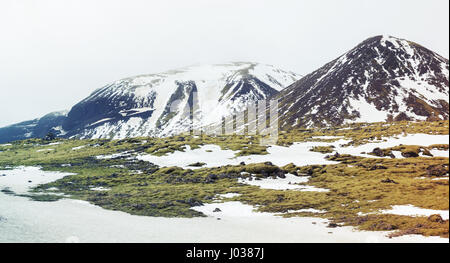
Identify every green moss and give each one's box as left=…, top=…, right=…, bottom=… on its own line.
left=0, top=120, right=448, bottom=237
left=367, top=144, right=447, bottom=158
left=310, top=145, right=335, bottom=154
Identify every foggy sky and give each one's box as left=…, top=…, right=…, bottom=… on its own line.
left=0, top=0, right=448, bottom=127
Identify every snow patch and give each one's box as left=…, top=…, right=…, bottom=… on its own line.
left=381, top=205, right=449, bottom=220
left=238, top=174, right=329, bottom=192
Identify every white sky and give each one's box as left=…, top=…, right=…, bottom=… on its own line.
left=0, top=0, right=448, bottom=127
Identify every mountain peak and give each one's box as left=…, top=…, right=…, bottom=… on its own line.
left=278, top=36, right=449, bottom=128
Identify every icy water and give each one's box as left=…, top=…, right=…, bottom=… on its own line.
left=0, top=167, right=448, bottom=243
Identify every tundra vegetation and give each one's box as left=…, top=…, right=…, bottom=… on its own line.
left=0, top=120, right=448, bottom=238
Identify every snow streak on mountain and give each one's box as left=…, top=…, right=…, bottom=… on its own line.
left=0, top=62, right=299, bottom=142
left=65, top=62, right=299, bottom=138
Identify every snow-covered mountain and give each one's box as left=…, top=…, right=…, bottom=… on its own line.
left=277, top=35, right=449, bottom=128
left=63, top=62, right=299, bottom=138
left=0, top=111, right=68, bottom=143
left=2, top=36, right=448, bottom=143
left=0, top=62, right=299, bottom=142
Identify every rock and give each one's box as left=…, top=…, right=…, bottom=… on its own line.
left=428, top=214, right=445, bottom=223
left=186, top=198, right=203, bottom=207
left=327, top=223, right=339, bottom=228
left=205, top=174, right=219, bottom=183
left=208, top=174, right=218, bottom=180
left=381, top=178, right=398, bottom=184
left=369, top=165, right=388, bottom=170
left=108, top=173, right=118, bottom=178
left=43, top=132, right=56, bottom=141
left=401, top=151, right=419, bottom=158
left=240, top=162, right=246, bottom=165
left=164, top=201, right=174, bottom=207
left=176, top=137, right=185, bottom=142
left=426, top=164, right=448, bottom=177
left=377, top=222, right=398, bottom=230
left=371, top=147, right=385, bottom=157
left=275, top=195, right=284, bottom=202
left=221, top=173, right=232, bottom=179
left=213, top=208, right=222, bottom=212
left=276, top=171, right=286, bottom=178
left=132, top=204, right=145, bottom=210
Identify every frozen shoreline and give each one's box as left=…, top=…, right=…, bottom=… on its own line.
left=0, top=167, right=448, bottom=243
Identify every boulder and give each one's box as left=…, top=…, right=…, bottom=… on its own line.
left=428, top=214, right=445, bottom=223
left=401, top=151, right=419, bottom=158
left=371, top=147, right=385, bottom=157
left=276, top=171, right=286, bottom=178
left=327, top=223, right=339, bottom=228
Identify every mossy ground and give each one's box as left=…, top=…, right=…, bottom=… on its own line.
left=310, top=145, right=335, bottom=153
left=368, top=144, right=447, bottom=158
left=0, top=120, right=448, bottom=237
